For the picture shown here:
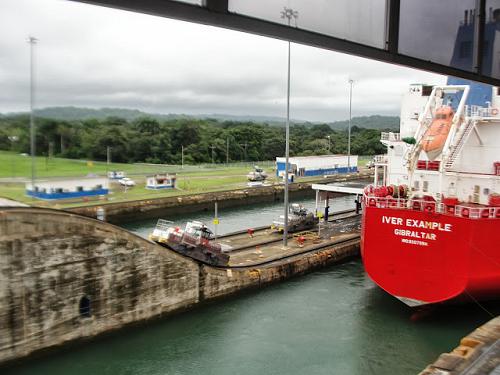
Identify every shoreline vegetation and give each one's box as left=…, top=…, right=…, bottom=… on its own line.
left=0, top=112, right=384, bottom=208
left=0, top=151, right=370, bottom=209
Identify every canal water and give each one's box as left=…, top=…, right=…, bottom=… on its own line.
left=122, top=195, right=355, bottom=238
left=5, top=196, right=499, bottom=375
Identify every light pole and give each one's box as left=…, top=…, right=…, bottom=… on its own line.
left=281, top=6, right=298, bottom=247
left=28, top=36, right=37, bottom=195
left=8, top=135, right=18, bottom=177
left=210, top=145, right=216, bottom=165
left=106, top=146, right=111, bottom=174
left=348, top=79, right=354, bottom=171
left=326, top=135, right=331, bottom=153
left=239, top=142, right=248, bottom=162
left=181, top=145, right=184, bottom=169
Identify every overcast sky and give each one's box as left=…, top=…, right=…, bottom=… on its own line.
left=0, top=0, right=445, bottom=121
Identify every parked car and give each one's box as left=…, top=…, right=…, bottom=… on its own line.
left=119, top=177, right=136, bottom=187
left=366, top=159, right=375, bottom=169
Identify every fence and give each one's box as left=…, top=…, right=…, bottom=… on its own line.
left=363, top=194, right=500, bottom=219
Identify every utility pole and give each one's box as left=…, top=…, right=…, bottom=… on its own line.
left=8, top=135, right=18, bottom=177
left=281, top=7, right=298, bottom=247
left=210, top=145, right=216, bottom=165
left=46, top=142, right=54, bottom=171
left=48, top=142, right=54, bottom=158
left=106, top=146, right=111, bottom=174
left=239, top=142, right=248, bottom=162
left=28, top=36, right=37, bottom=196
left=226, top=137, right=229, bottom=165
left=348, top=79, right=354, bottom=171
left=214, top=201, right=218, bottom=241
left=181, top=145, right=184, bottom=169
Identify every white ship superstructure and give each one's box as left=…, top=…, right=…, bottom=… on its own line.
left=374, top=84, right=500, bottom=208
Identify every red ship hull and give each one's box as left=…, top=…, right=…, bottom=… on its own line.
left=361, top=206, right=500, bottom=306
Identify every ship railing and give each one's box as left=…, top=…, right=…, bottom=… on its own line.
left=465, top=105, right=500, bottom=118
left=452, top=205, right=500, bottom=219
left=363, top=195, right=410, bottom=209
left=364, top=194, right=500, bottom=219
left=373, top=154, right=388, bottom=164
left=155, top=219, right=174, bottom=232
left=380, top=132, right=401, bottom=141
left=364, top=195, right=443, bottom=212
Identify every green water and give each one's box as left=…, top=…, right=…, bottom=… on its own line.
left=5, top=197, right=498, bottom=375
left=122, top=196, right=355, bottom=238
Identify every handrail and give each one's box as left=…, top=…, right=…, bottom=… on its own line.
left=374, top=154, right=388, bottom=164
left=363, top=194, right=500, bottom=219
left=380, top=132, right=401, bottom=141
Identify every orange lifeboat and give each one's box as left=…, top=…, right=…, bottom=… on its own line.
left=421, top=106, right=454, bottom=160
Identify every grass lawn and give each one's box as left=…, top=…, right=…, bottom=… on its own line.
left=0, top=151, right=258, bottom=179
left=0, top=151, right=276, bottom=208
left=0, top=175, right=260, bottom=208
left=0, top=150, right=370, bottom=208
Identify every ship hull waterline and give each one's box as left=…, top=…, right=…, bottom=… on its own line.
left=361, top=206, right=500, bottom=307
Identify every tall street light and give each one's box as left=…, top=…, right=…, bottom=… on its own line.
left=28, top=36, right=38, bottom=196
left=326, top=135, right=331, bottom=153
left=8, top=135, right=19, bottom=177
left=281, top=6, right=298, bottom=247
left=348, top=79, right=354, bottom=171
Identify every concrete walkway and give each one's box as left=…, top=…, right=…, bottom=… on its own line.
left=0, top=198, right=28, bottom=207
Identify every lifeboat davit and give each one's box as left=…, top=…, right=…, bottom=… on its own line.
left=421, top=106, right=454, bottom=160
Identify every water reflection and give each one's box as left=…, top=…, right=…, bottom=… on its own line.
left=4, top=260, right=498, bottom=375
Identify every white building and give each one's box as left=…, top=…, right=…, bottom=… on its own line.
left=276, top=155, right=358, bottom=178
left=26, top=178, right=109, bottom=200
left=146, top=174, right=177, bottom=189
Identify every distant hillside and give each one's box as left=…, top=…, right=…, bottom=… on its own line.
left=1, top=107, right=399, bottom=130
left=2, top=107, right=297, bottom=124
left=328, top=115, right=399, bottom=130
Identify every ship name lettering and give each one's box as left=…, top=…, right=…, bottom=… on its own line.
left=382, top=216, right=403, bottom=225
left=394, top=229, right=437, bottom=240
left=405, top=219, right=452, bottom=232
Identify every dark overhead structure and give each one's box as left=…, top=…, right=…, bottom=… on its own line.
left=72, top=0, right=500, bottom=86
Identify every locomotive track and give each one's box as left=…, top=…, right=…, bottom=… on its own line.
left=218, top=208, right=361, bottom=254
left=225, top=233, right=360, bottom=269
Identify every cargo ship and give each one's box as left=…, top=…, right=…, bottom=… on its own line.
left=362, top=83, right=500, bottom=306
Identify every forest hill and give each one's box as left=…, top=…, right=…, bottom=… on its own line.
left=0, top=115, right=392, bottom=164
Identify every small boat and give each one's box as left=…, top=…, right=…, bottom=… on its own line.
left=150, top=220, right=229, bottom=267
left=421, top=106, right=454, bottom=160
left=272, top=203, right=317, bottom=233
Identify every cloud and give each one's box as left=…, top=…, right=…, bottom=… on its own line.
left=0, top=0, right=445, bottom=121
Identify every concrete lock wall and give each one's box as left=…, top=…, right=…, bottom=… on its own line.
left=0, top=208, right=200, bottom=364
left=0, top=208, right=359, bottom=365
left=69, top=173, right=373, bottom=224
